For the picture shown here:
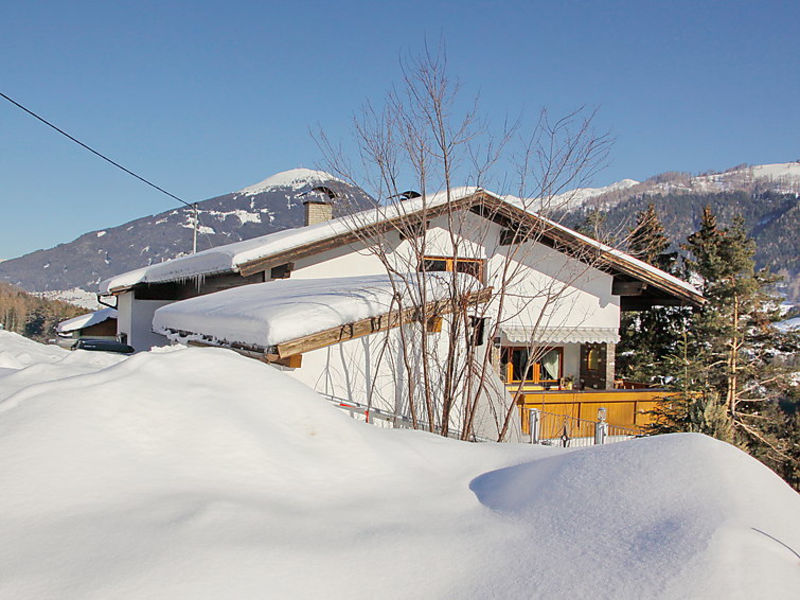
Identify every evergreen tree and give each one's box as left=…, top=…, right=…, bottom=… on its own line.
left=616, top=204, right=688, bottom=382
left=651, top=206, right=799, bottom=484
left=574, top=208, right=607, bottom=239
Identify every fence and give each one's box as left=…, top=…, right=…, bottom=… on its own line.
left=323, top=395, right=491, bottom=442
left=323, top=395, right=639, bottom=447
left=527, top=407, right=641, bottom=447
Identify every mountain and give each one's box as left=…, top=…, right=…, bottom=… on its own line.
left=0, top=169, right=371, bottom=303
left=559, top=162, right=800, bottom=301
left=570, top=161, right=800, bottom=211
left=3, top=162, right=800, bottom=304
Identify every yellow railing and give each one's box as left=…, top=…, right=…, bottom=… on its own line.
left=513, top=388, right=676, bottom=435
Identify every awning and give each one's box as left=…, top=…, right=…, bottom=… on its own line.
left=500, top=326, right=619, bottom=345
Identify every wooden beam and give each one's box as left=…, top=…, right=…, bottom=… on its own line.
left=612, top=278, right=648, bottom=296
left=275, top=287, right=493, bottom=358
left=264, top=353, right=303, bottom=368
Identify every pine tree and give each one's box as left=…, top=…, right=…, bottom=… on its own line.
left=652, top=206, right=799, bottom=483
left=617, top=204, right=688, bottom=382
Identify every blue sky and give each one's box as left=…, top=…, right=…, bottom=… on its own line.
left=1, top=1, right=798, bottom=258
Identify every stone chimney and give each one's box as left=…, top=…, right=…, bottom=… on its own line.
left=302, top=186, right=336, bottom=226
left=303, top=198, right=333, bottom=226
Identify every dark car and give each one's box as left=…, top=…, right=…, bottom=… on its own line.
left=70, top=338, right=135, bottom=354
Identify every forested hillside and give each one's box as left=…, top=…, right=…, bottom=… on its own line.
left=0, top=283, right=84, bottom=342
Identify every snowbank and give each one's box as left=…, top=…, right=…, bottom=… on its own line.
left=0, top=330, right=70, bottom=370
left=0, top=337, right=798, bottom=599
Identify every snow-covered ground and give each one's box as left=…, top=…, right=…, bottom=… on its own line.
left=34, top=287, right=103, bottom=310
left=0, top=333, right=798, bottom=599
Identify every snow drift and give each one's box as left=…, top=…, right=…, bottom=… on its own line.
left=0, top=338, right=798, bottom=599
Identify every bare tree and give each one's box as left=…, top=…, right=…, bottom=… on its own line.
left=316, top=44, right=613, bottom=441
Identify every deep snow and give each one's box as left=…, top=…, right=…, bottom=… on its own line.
left=0, top=334, right=798, bottom=599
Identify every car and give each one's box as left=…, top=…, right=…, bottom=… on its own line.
left=70, top=338, right=135, bottom=354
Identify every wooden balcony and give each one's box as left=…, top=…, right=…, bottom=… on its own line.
left=512, top=387, right=676, bottom=436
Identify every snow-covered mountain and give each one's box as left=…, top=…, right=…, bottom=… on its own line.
left=2, top=161, right=800, bottom=303
left=577, top=161, right=800, bottom=211
left=0, top=168, right=370, bottom=297
left=236, top=167, right=344, bottom=196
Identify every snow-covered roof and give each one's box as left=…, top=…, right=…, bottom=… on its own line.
left=56, top=308, right=118, bottom=334
left=100, top=186, right=702, bottom=304
left=100, top=187, right=477, bottom=294
left=153, top=272, right=472, bottom=350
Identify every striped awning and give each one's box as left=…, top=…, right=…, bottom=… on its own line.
left=500, top=326, right=619, bottom=345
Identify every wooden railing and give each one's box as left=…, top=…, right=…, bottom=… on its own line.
left=527, top=408, right=641, bottom=447
left=514, top=387, right=676, bottom=435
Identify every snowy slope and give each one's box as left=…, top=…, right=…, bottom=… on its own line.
left=584, top=161, right=800, bottom=208
left=0, top=336, right=798, bottom=599
left=0, top=168, right=370, bottom=296
left=776, top=316, right=800, bottom=332
left=237, top=167, right=344, bottom=196
left=545, top=177, right=640, bottom=211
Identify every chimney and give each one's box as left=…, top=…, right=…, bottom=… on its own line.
left=302, top=186, right=336, bottom=226
left=303, top=197, right=333, bottom=226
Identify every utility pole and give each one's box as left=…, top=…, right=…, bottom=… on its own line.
left=192, top=203, right=198, bottom=254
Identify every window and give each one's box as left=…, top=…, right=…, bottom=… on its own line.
left=587, top=347, right=600, bottom=371
left=420, top=256, right=486, bottom=283
left=501, top=347, right=563, bottom=385
left=468, top=316, right=486, bottom=347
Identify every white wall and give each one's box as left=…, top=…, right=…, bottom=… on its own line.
left=288, top=318, right=519, bottom=442
left=117, top=292, right=171, bottom=352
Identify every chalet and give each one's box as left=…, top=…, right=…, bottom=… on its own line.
left=99, top=187, right=702, bottom=441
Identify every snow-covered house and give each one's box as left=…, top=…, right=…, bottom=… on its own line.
left=100, top=188, right=702, bottom=440
left=56, top=308, right=118, bottom=344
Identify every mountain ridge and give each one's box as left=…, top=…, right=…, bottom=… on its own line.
left=2, top=162, right=799, bottom=305
left=0, top=169, right=370, bottom=305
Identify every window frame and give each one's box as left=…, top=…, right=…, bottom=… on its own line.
left=419, top=255, right=486, bottom=285
left=502, top=346, right=564, bottom=385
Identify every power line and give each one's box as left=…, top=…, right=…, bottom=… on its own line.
left=0, top=91, right=192, bottom=209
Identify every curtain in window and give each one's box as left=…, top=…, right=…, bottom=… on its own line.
left=540, top=349, right=560, bottom=380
